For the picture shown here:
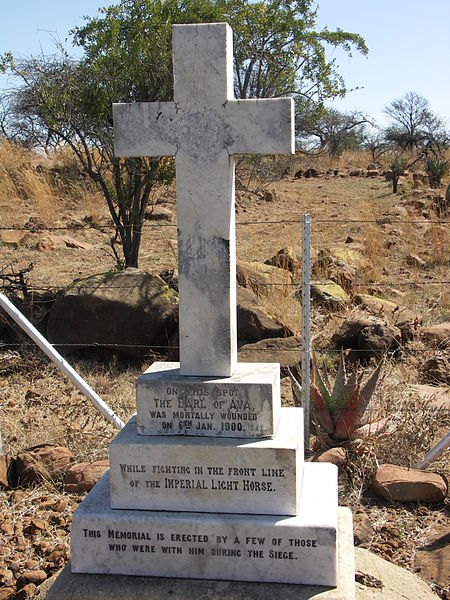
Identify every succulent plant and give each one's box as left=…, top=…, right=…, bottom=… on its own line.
left=289, top=350, right=388, bottom=448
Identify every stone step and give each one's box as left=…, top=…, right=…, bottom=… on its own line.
left=71, top=463, right=338, bottom=586
left=110, top=408, right=303, bottom=515
left=135, top=361, right=280, bottom=438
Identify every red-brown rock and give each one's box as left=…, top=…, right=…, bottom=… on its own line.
left=420, top=322, right=450, bottom=347
left=316, top=447, right=347, bottom=469
left=16, top=445, right=73, bottom=485
left=371, top=464, right=448, bottom=503
left=14, top=583, right=37, bottom=600
left=64, top=459, right=109, bottom=493
left=16, top=570, right=47, bottom=590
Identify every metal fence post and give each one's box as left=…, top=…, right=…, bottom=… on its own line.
left=301, top=213, right=311, bottom=451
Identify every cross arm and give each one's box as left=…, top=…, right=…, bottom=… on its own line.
left=113, top=102, right=177, bottom=158
left=225, top=98, right=295, bottom=156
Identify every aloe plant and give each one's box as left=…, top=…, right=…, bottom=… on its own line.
left=289, top=350, right=387, bottom=447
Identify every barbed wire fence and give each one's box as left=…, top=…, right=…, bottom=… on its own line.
left=0, top=212, right=449, bottom=426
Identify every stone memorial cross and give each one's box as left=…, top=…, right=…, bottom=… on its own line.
left=114, top=23, right=294, bottom=377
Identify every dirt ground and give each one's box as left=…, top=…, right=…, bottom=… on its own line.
left=0, top=151, right=449, bottom=598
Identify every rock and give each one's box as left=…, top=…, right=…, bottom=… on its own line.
left=311, top=280, right=350, bottom=307
left=420, top=322, right=450, bottom=347
left=0, top=455, right=8, bottom=488
left=408, top=384, right=450, bottom=409
left=144, top=204, right=174, bottom=221
left=355, top=547, right=440, bottom=599
left=349, top=169, right=364, bottom=177
left=367, top=163, right=377, bottom=171
left=264, top=246, right=301, bottom=273
left=304, top=167, right=319, bottom=178
left=237, top=286, right=292, bottom=342
left=422, top=354, right=450, bottom=385
left=406, top=253, right=426, bottom=267
left=236, top=260, right=291, bottom=296
left=316, top=447, right=347, bottom=469
left=238, top=336, right=301, bottom=369
left=366, top=169, right=380, bottom=177
left=261, top=189, right=278, bottom=202
left=64, top=459, right=109, bottom=493
left=17, top=571, right=47, bottom=590
left=36, top=234, right=92, bottom=251
left=47, top=269, right=179, bottom=358
left=371, top=464, right=448, bottom=503
left=413, top=171, right=429, bottom=188
left=0, top=589, right=15, bottom=600
left=294, top=168, right=303, bottom=178
left=354, top=293, right=422, bottom=340
left=414, top=524, right=450, bottom=593
left=330, top=311, right=401, bottom=359
left=353, top=511, right=374, bottom=547
left=315, top=246, right=370, bottom=289
left=15, top=584, right=37, bottom=600
left=16, top=445, right=73, bottom=485
left=384, top=170, right=394, bottom=181
left=62, top=236, right=93, bottom=250
left=0, top=230, right=29, bottom=247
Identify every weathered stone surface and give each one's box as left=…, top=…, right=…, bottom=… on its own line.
left=354, top=547, right=440, bottom=599
left=237, top=285, right=292, bottom=342
left=0, top=230, right=29, bottom=247
left=352, top=511, right=373, bottom=548
left=16, top=445, right=73, bottom=485
left=420, top=322, right=450, bottom=347
left=110, top=409, right=303, bottom=515
left=311, top=280, right=350, bottom=307
left=38, top=510, right=355, bottom=600
left=408, top=384, right=450, bottom=409
left=47, top=269, right=178, bottom=358
left=236, top=260, right=291, bottom=296
left=315, top=246, right=370, bottom=289
left=422, top=354, right=450, bottom=385
left=264, top=246, right=301, bottom=273
left=71, top=464, right=338, bottom=586
left=114, top=23, right=294, bottom=377
left=144, top=204, right=174, bottom=221
left=414, top=524, right=450, bottom=593
left=371, top=464, right=448, bottom=504
left=65, top=460, right=109, bottom=493
left=238, top=336, right=301, bottom=369
left=136, top=361, right=280, bottom=438
left=0, top=455, right=8, bottom=488
left=15, top=584, right=37, bottom=600
left=354, top=294, right=421, bottom=340
left=17, top=571, right=47, bottom=589
left=330, top=311, right=401, bottom=358
left=316, top=447, right=347, bottom=469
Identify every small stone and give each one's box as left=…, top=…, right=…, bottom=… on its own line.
left=14, top=583, right=37, bottom=600
left=0, top=520, right=13, bottom=535
left=353, top=511, right=374, bottom=547
left=0, top=589, right=15, bottom=600
left=316, top=447, right=347, bottom=469
left=371, top=464, right=448, bottom=503
left=406, top=253, right=426, bottom=267
left=16, top=445, right=73, bottom=485
left=24, top=518, right=46, bottom=533
left=16, top=570, right=47, bottom=589
left=50, top=498, right=67, bottom=512
left=311, top=280, right=350, bottom=307
left=422, top=354, right=450, bottom=385
left=23, top=560, right=38, bottom=570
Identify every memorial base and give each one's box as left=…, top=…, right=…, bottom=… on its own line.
left=71, top=463, right=338, bottom=586
left=47, top=509, right=354, bottom=600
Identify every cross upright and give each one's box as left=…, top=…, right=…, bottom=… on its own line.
left=114, top=23, right=294, bottom=377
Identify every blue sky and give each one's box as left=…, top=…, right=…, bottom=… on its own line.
left=1, top=0, right=449, bottom=128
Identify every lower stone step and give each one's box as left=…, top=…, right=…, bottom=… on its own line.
left=71, top=463, right=338, bottom=586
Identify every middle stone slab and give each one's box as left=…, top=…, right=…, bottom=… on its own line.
left=110, top=408, right=303, bottom=516
left=136, top=361, right=281, bottom=438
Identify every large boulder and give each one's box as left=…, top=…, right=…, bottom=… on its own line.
left=236, top=260, right=291, bottom=296
left=421, top=354, right=450, bottom=385
left=264, top=246, right=301, bottom=274
left=314, top=245, right=370, bottom=290
left=330, top=311, right=401, bottom=359
left=354, top=294, right=422, bottom=340
left=311, top=280, right=350, bottom=307
left=47, top=269, right=179, bottom=358
left=237, top=286, right=292, bottom=342
left=238, top=336, right=301, bottom=369
left=371, top=464, right=447, bottom=503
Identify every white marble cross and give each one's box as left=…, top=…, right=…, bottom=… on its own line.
left=114, top=23, right=294, bottom=377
